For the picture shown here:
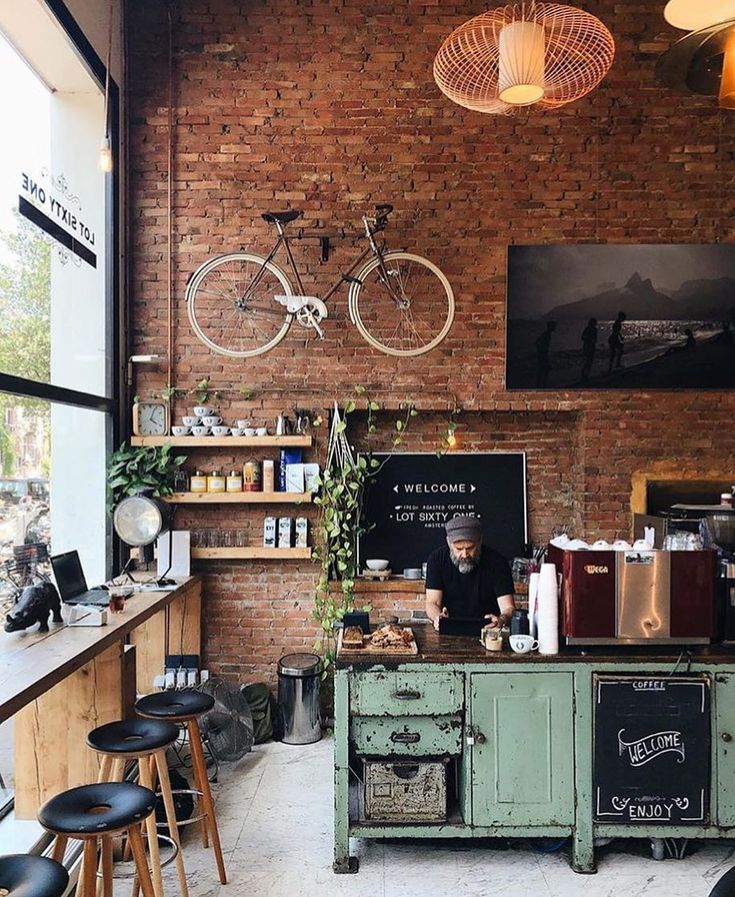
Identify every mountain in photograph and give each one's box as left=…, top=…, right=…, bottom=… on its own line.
left=541, top=272, right=735, bottom=321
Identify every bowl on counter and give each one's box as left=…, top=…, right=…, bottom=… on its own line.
left=365, top=559, right=389, bottom=571
left=171, top=426, right=191, bottom=436
left=403, top=567, right=423, bottom=580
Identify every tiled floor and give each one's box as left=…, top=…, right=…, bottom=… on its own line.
left=170, top=736, right=732, bottom=897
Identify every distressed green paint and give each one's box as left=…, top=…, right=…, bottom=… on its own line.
left=470, top=672, right=574, bottom=827
left=335, top=656, right=735, bottom=874
left=350, top=670, right=463, bottom=716
left=351, top=714, right=463, bottom=756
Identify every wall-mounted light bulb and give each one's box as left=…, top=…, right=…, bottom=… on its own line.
left=447, top=432, right=457, bottom=448
left=99, top=135, right=112, bottom=172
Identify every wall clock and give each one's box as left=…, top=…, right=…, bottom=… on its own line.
left=132, top=401, right=169, bottom=436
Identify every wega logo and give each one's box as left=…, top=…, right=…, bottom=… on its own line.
left=584, top=564, right=609, bottom=574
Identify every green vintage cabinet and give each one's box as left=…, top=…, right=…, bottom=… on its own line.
left=716, top=672, right=735, bottom=825
left=469, top=671, right=575, bottom=827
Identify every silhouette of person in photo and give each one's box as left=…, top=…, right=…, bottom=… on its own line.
left=580, top=317, right=598, bottom=383
left=535, top=321, right=556, bottom=388
left=684, top=328, right=695, bottom=350
left=608, top=311, right=626, bottom=374
left=715, top=322, right=734, bottom=345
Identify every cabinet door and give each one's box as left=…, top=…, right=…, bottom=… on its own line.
left=716, top=672, right=735, bottom=825
left=470, top=672, right=575, bottom=827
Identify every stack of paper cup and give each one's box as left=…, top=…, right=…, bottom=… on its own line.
left=528, top=571, right=540, bottom=640
left=537, top=562, right=559, bottom=655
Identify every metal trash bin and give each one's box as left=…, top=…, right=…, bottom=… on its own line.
left=277, top=653, right=322, bottom=744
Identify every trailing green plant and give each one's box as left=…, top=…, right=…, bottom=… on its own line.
left=107, top=442, right=186, bottom=509
left=437, top=399, right=462, bottom=456
left=311, top=388, right=419, bottom=670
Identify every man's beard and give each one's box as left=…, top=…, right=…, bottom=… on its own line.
left=450, top=547, right=478, bottom=574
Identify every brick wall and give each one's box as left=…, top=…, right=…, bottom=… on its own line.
left=128, top=0, right=735, bottom=682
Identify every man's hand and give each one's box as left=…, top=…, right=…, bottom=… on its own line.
left=433, top=607, right=449, bottom=631
left=484, top=612, right=504, bottom=628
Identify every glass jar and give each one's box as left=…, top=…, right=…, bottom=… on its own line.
left=190, top=470, right=207, bottom=493
left=207, top=470, right=226, bottom=493
left=226, top=469, right=243, bottom=492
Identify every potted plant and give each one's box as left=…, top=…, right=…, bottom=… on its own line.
left=107, top=441, right=186, bottom=508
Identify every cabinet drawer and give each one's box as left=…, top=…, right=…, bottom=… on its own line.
left=350, top=671, right=464, bottom=716
left=352, top=715, right=463, bottom=756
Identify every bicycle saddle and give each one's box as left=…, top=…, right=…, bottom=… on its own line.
left=261, top=210, right=302, bottom=224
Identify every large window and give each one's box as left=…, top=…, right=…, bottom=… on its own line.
left=0, top=0, right=119, bottom=819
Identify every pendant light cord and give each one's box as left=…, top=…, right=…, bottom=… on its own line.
left=104, top=2, right=113, bottom=140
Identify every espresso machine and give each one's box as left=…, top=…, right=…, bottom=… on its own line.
left=702, top=512, right=735, bottom=642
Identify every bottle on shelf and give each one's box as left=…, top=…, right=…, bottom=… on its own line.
left=190, top=469, right=207, bottom=493
left=207, top=469, right=226, bottom=493
left=226, top=469, right=243, bottom=492
left=243, top=459, right=262, bottom=492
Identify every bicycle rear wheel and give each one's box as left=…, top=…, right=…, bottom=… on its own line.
left=349, top=252, right=455, bottom=357
left=186, top=252, right=293, bottom=358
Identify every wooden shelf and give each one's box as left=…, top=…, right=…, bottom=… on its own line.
left=164, top=491, right=312, bottom=504
left=130, top=435, right=312, bottom=448
left=191, top=547, right=312, bottom=560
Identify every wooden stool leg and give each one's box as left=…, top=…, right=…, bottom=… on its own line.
left=101, top=836, right=114, bottom=897
left=128, top=824, right=156, bottom=897
left=97, top=754, right=113, bottom=784
left=155, top=749, right=189, bottom=897
left=188, top=719, right=227, bottom=884
left=51, top=834, right=68, bottom=863
left=79, top=839, right=98, bottom=897
left=138, top=757, right=164, bottom=897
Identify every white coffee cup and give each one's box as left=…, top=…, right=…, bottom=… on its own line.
left=182, top=416, right=199, bottom=427
left=509, top=634, right=539, bottom=654
left=212, top=425, right=230, bottom=436
left=237, top=419, right=252, bottom=429
left=256, top=427, right=268, bottom=436
left=230, top=427, right=245, bottom=436
left=243, top=427, right=256, bottom=437
left=193, top=406, right=213, bottom=418
left=171, top=426, right=191, bottom=436
left=202, top=415, right=222, bottom=427
left=191, top=425, right=211, bottom=436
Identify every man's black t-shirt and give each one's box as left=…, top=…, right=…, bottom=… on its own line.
left=425, top=544, right=514, bottom=618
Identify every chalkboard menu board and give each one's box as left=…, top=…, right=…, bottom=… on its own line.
left=594, top=675, right=710, bottom=824
left=358, top=452, right=527, bottom=572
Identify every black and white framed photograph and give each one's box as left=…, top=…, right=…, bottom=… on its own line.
left=506, top=244, right=735, bottom=389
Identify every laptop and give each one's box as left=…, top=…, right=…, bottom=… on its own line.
left=50, top=550, right=110, bottom=606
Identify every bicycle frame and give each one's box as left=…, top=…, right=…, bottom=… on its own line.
left=242, top=218, right=397, bottom=305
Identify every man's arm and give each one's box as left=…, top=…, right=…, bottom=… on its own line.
left=425, top=588, right=447, bottom=631
left=484, top=594, right=516, bottom=628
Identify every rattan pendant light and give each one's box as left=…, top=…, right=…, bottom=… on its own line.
left=433, top=1, right=615, bottom=114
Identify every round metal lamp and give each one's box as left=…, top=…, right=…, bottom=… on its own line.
left=113, top=493, right=173, bottom=581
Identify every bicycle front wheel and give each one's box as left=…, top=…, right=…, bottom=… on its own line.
left=349, top=252, right=455, bottom=357
left=186, top=252, right=293, bottom=358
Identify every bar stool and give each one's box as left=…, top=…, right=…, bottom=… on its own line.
left=87, top=718, right=189, bottom=897
left=0, top=854, right=69, bottom=897
left=136, top=690, right=227, bottom=885
left=38, top=781, right=157, bottom=897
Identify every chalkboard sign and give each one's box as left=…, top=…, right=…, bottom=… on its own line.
left=593, top=675, right=710, bottom=824
left=358, top=452, right=527, bottom=572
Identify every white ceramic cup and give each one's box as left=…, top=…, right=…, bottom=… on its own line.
left=193, top=406, right=213, bottom=418
left=237, top=419, right=252, bottom=429
left=212, top=425, right=230, bottom=436
left=182, top=416, right=199, bottom=427
left=202, top=415, right=222, bottom=427
left=191, top=425, right=211, bottom=436
left=256, top=427, right=268, bottom=436
left=171, top=426, right=191, bottom=436
left=243, top=427, right=256, bottom=437
left=509, top=634, right=539, bottom=654
left=230, top=427, right=245, bottom=436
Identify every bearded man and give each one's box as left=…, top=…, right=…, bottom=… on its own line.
left=425, top=516, right=515, bottom=632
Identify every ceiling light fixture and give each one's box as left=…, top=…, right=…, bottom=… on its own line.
left=433, top=1, right=615, bottom=115
left=656, top=1, right=735, bottom=109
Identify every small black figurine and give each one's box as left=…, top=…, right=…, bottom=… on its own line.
left=5, top=581, right=63, bottom=633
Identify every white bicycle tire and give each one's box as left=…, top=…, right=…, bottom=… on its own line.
left=186, top=251, right=294, bottom=358
left=348, top=251, right=455, bottom=357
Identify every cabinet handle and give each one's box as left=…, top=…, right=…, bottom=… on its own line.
left=390, top=731, right=421, bottom=744
left=476, top=732, right=486, bottom=745
left=723, top=733, right=732, bottom=743
left=391, top=690, right=422, bottom=701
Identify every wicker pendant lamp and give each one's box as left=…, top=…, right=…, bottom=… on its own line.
left=656, top=1, right=735, bottom=109
left=433, top=1, right=615, bottom=115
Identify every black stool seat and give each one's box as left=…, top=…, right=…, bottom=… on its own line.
left=0, top=855, right=69, bottom=897
left=38, top=782, right=155, bottom=835
left=136, top=689, right=214, bottom=720
left=709, top=867, right=735, bottom=896
left=87, top=718, right=179, bottom=754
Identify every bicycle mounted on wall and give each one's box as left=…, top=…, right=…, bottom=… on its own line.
left=185, top=205, right=455, bottom=358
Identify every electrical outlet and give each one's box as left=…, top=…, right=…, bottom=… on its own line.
left=164, top=671, right=175, bottom=689
left=175, top=670, right=187, bottom=689
left=187, top=670, right=198, bottom=687
left=200, top=669, right=209, bottom=683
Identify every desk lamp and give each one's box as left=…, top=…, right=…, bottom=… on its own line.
left=112, top=492, right=175, bottom=586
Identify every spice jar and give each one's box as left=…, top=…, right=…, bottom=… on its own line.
left=243, top=459, right=262, bottom=492
left=226, top=469, right=243, bottom=492
left=207, top=469, right=226, bottom=493
left=190, top=470, right=207, bottom=493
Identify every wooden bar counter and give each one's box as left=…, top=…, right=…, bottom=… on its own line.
left=334, top=625, right=735, bottom=875
left=0, top=576, right=201, bottom=817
